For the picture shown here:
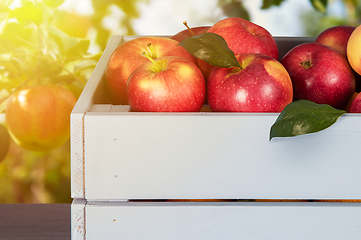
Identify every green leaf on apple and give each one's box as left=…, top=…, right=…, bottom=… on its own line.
left=179, top=32, right=241, bottom=68
left=269, top=100, right=346, bottom=140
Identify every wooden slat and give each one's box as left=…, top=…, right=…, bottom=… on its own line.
left=71, top=199, right=86, bottom=240
left=83, top=111, right=361, bottom=200
left=84, top=201, right=361, bottom=240
left=70, top=36, right=124, bottom=198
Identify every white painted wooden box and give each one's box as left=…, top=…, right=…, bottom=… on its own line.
left=71, top=36, right=361, bottom=239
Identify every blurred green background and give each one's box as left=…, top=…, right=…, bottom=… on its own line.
left=0, top=0, right=359, bottom=203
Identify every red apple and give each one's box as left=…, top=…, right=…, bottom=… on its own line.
left=199, top=17, right=279, bottom=81
left=349, top=92, right=361, bottom=113
left=207, top=54, right=293, bottom=112
left=281, top=42, right=355, bottom=110
left=344, top=92, right=358, bottom=112
left=5, top=85, right=77, bottom=151
left=208, top=17, right=278, bottom=58
left=315, top=25, right=361, bottom=92
left=104, top=37, right=197, bottom=105
left=127, top=55, right=206, bottom=112
left=315, top=25, right=356, bottom=57
left=171, top=21, right=211, bottom=42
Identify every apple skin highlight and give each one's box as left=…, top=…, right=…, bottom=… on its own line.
left=282, top=42, right=355, bottom=110
left=127, top=56, right=206, bottom=112
left=104, top=37, right=197, bottom=105
left=207, top=54, right=293, bottom=112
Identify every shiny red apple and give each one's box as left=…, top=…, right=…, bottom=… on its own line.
left=127, top=55, right=206, bottom=112
left=207, top=54, right=293, bottom=112
left=171, top=22, right=211, bottom=42
left=315, top=25, right=361, bottom=92
left=315, top=25, right=356, bottom=57
left=199, top=17, right=279, bottom=81
left=104, top=37, right=197, bottom=105
left=281, top=42, right=355, bottom=110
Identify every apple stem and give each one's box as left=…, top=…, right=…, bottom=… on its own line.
left=141, top=51, right=161, bottom=72
left=301, top=60, right=312, bottom=69
left=183, top=21, right=195, bottom=36
left=146, top=43, right=156, bottom=58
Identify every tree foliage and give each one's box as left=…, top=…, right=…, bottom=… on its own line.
left=0, top=0, right=147, bottom=203
left=217, top=0, right=361, bottom=37
left=301, top=0, right=361, bottom=36
left=90, top=0, right=146, bottom=50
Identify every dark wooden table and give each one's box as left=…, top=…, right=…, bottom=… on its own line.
left=0, top=204, right=71, bottom=240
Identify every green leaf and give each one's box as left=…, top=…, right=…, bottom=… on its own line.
left=309, top=0, right=328, bottom=13
left=73, top=59, right=97, bottom=73
left=0, top=22, right=32, bottom=48
left=43, top=0, right=65, bottom=8
left=84, top=52, right=103, bottom=61
left=65, top=39, right=90, bottom=58
left=47, top=25, right=77, bottom=52
left=261, top=0, right=286, bottom=9
left=0, top=1, right=12, bottom=13
left=47, top=26, right=84, bottom=54
left=218, top=0, right=250, bottom=20
left=179, top=32, right=240, bottom=68
left=9, top=2, right=43, bottom=26
left=269, top=100, right=346, bottom=140
left=114, top=1, right=141, bottom=18
left=0, top=59, right=21, bottom=79
left=0, top=39, right=15, bottom=54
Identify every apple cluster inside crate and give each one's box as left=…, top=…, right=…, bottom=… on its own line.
left=71, top=17, right=361, bottom=240
left=101, top=18, right=360, bottom=115
left=79, top=34, right=361, bottom=203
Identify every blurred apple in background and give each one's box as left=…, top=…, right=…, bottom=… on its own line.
left=5, top=85, right=77, bottom=152
left=281, top=42, right=355, bottom=110
left=207, top=53, right=293, bottom=112
left=127, top=55, right=206, bottom=112
left=199, top=17, right=279, bottom=81
left=104, top=37, right=197, bottom=105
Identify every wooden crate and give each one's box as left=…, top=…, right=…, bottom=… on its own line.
left=71, top=35, right=361, bottom=239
